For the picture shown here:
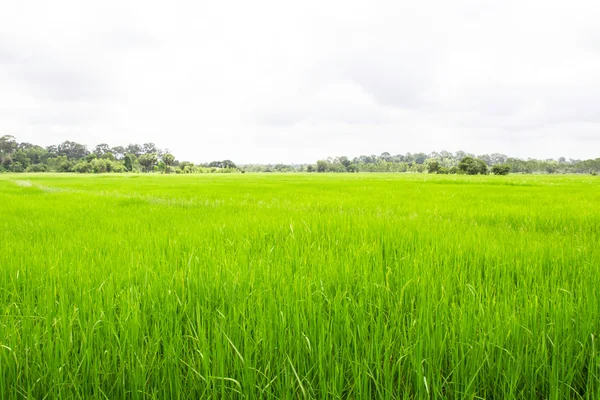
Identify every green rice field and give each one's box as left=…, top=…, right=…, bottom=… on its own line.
left=1, top=173, right=599, bottom=399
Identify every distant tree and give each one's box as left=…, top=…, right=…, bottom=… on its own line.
left=138, top=153, right=157, bottom=172
left=23, top=145, right=47, bottom=164
left=12, top=150, right=31, bottom=169
left=111, top=146, right=126, bottom=160
left=45, top=145, right=58, bottom=158
left=178, top=161, right=195, bottom=173
left=162, top=153, right=175, bottom=174
left=0, top=135, right=17, bottom=164
left=316, top=160, right=331, bottom=172
left=26, top=164, right=48, bottom=173
left=143, top=143, right=158, bottom=154
left=101, top=152, right=116, bottom=161
left=413, top=152, right=428, bottom=165
left=306, top=164, right=315, bottom=172
left=11, top=161, right=25, bottom=172
left=337, top=156, right=351, bottom=169
left=125, top=144, right=143, bottom=157
left=346, top=163, right=359, bottom=173
left=491, top=153, right=508, bottom=165
left=222, top=160, right=237, bottom=169
left=94, top=143, right=111, bottom=157
left=455, top=150, right=467, bottom=160
left=91, top=158, right=110, bottom=173
left=72, top=161, right=92, bottom=173
left=123, top=153, right=137, bottom=172
left=477, top=154, right=492, bottom=166
left=491, top=164, right=511, bottom=175
left=57, top=141, right=89, bottom=160
left=440, top=150, right=452, bottom=159
left=458, top=157, right=488, bottom=175
left=427, top=160, right=441, bottom=174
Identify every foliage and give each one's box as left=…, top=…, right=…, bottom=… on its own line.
left=10, top=161, right=24, bottom=172
left=162, top=153, right=175, bottom=174
left=26, top=164, right=48, bottom=173
left=458, top=156, right=488, bottom=175
left=138, top=153, right=158, bottom=173
left=427, top=160, right=440, bottom=174
left=0, top=135, right=599, bottom=175
left=491, top=164, right=511, bottom=175
left=208, top=160, right=237, bottom=169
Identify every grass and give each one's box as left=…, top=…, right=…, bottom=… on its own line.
left=0, top=173, right=599, bottom=399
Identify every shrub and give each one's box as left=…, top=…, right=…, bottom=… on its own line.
left=11, top=162, right=25, bottom=172
left=73, top=161, right=92, bottom=173
left=26, top=164, right=48, bottom=173
left=458, top=157, right=488, bottom=175
left=427, top=160, right=440, bottom=174
left=491, top=164, right=511, bottom=175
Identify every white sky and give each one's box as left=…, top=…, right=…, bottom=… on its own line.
left=1, top=0, right=599, bottom=163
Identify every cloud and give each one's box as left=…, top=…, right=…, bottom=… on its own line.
left=0, top=0, right=599, bottom=163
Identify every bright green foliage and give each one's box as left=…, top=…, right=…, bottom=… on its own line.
left=0, top=173, right=599, bottom=398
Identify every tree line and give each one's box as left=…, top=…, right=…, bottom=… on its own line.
left=1, top=135, right=598, bottom=175
left=308, top=151, right=600, bottom=175
left=0, top=135, right=237, bottom=174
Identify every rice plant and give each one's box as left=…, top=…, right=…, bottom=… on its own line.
left=0, top=173, right=599, bottom=399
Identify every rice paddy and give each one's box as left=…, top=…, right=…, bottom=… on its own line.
left=1, top=173, right=599, bottom=399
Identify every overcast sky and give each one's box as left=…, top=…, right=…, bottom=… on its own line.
left=1, top=0, right=599, bottom=163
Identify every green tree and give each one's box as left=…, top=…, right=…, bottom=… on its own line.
left=101, top=152, right=116, bottom=161
left=316, top=160, right=331, bottom=172
left=138, top=153, right=158, bottom=172
left=94, top=143, right=110, bottom=157
left=162, top=153, right=175, bottom=174
left=346, top=163, right=359, bottom=173
left=123, top=154, right=137, bottom=172
left=458, top=157, right=488, bottom=175
left=491, top=164, right=511, bottom=175
left=125, top=144, right=143, bottom=157
left=111, top=146, right=126, bottom=160
left=72, top=161, right=92, bottom=173
left=12, top=150, right=31, bottom=169
left=0, top=135, right=17, bottom=164
left=413, top=152, right=428, bottom=164
left=427, top=160, right=440, bottom=174
left=57, top=141, right=89, bottom=160
left=11, top=161, right=25, bottom=172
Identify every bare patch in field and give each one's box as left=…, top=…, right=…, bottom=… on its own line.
left=14, top=180, right=33, bottom=187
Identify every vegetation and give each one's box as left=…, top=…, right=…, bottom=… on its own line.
left=1, top=173, right=599, bottom=398
left=311, top=152, right=600, bottom=174
left=0, top=135, right=239, bottom=174
left=491, top=164, right=511, bottom=175
left=458, top=156, right=489, bottom=175
left=2, top=135, right=600, bottom=175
